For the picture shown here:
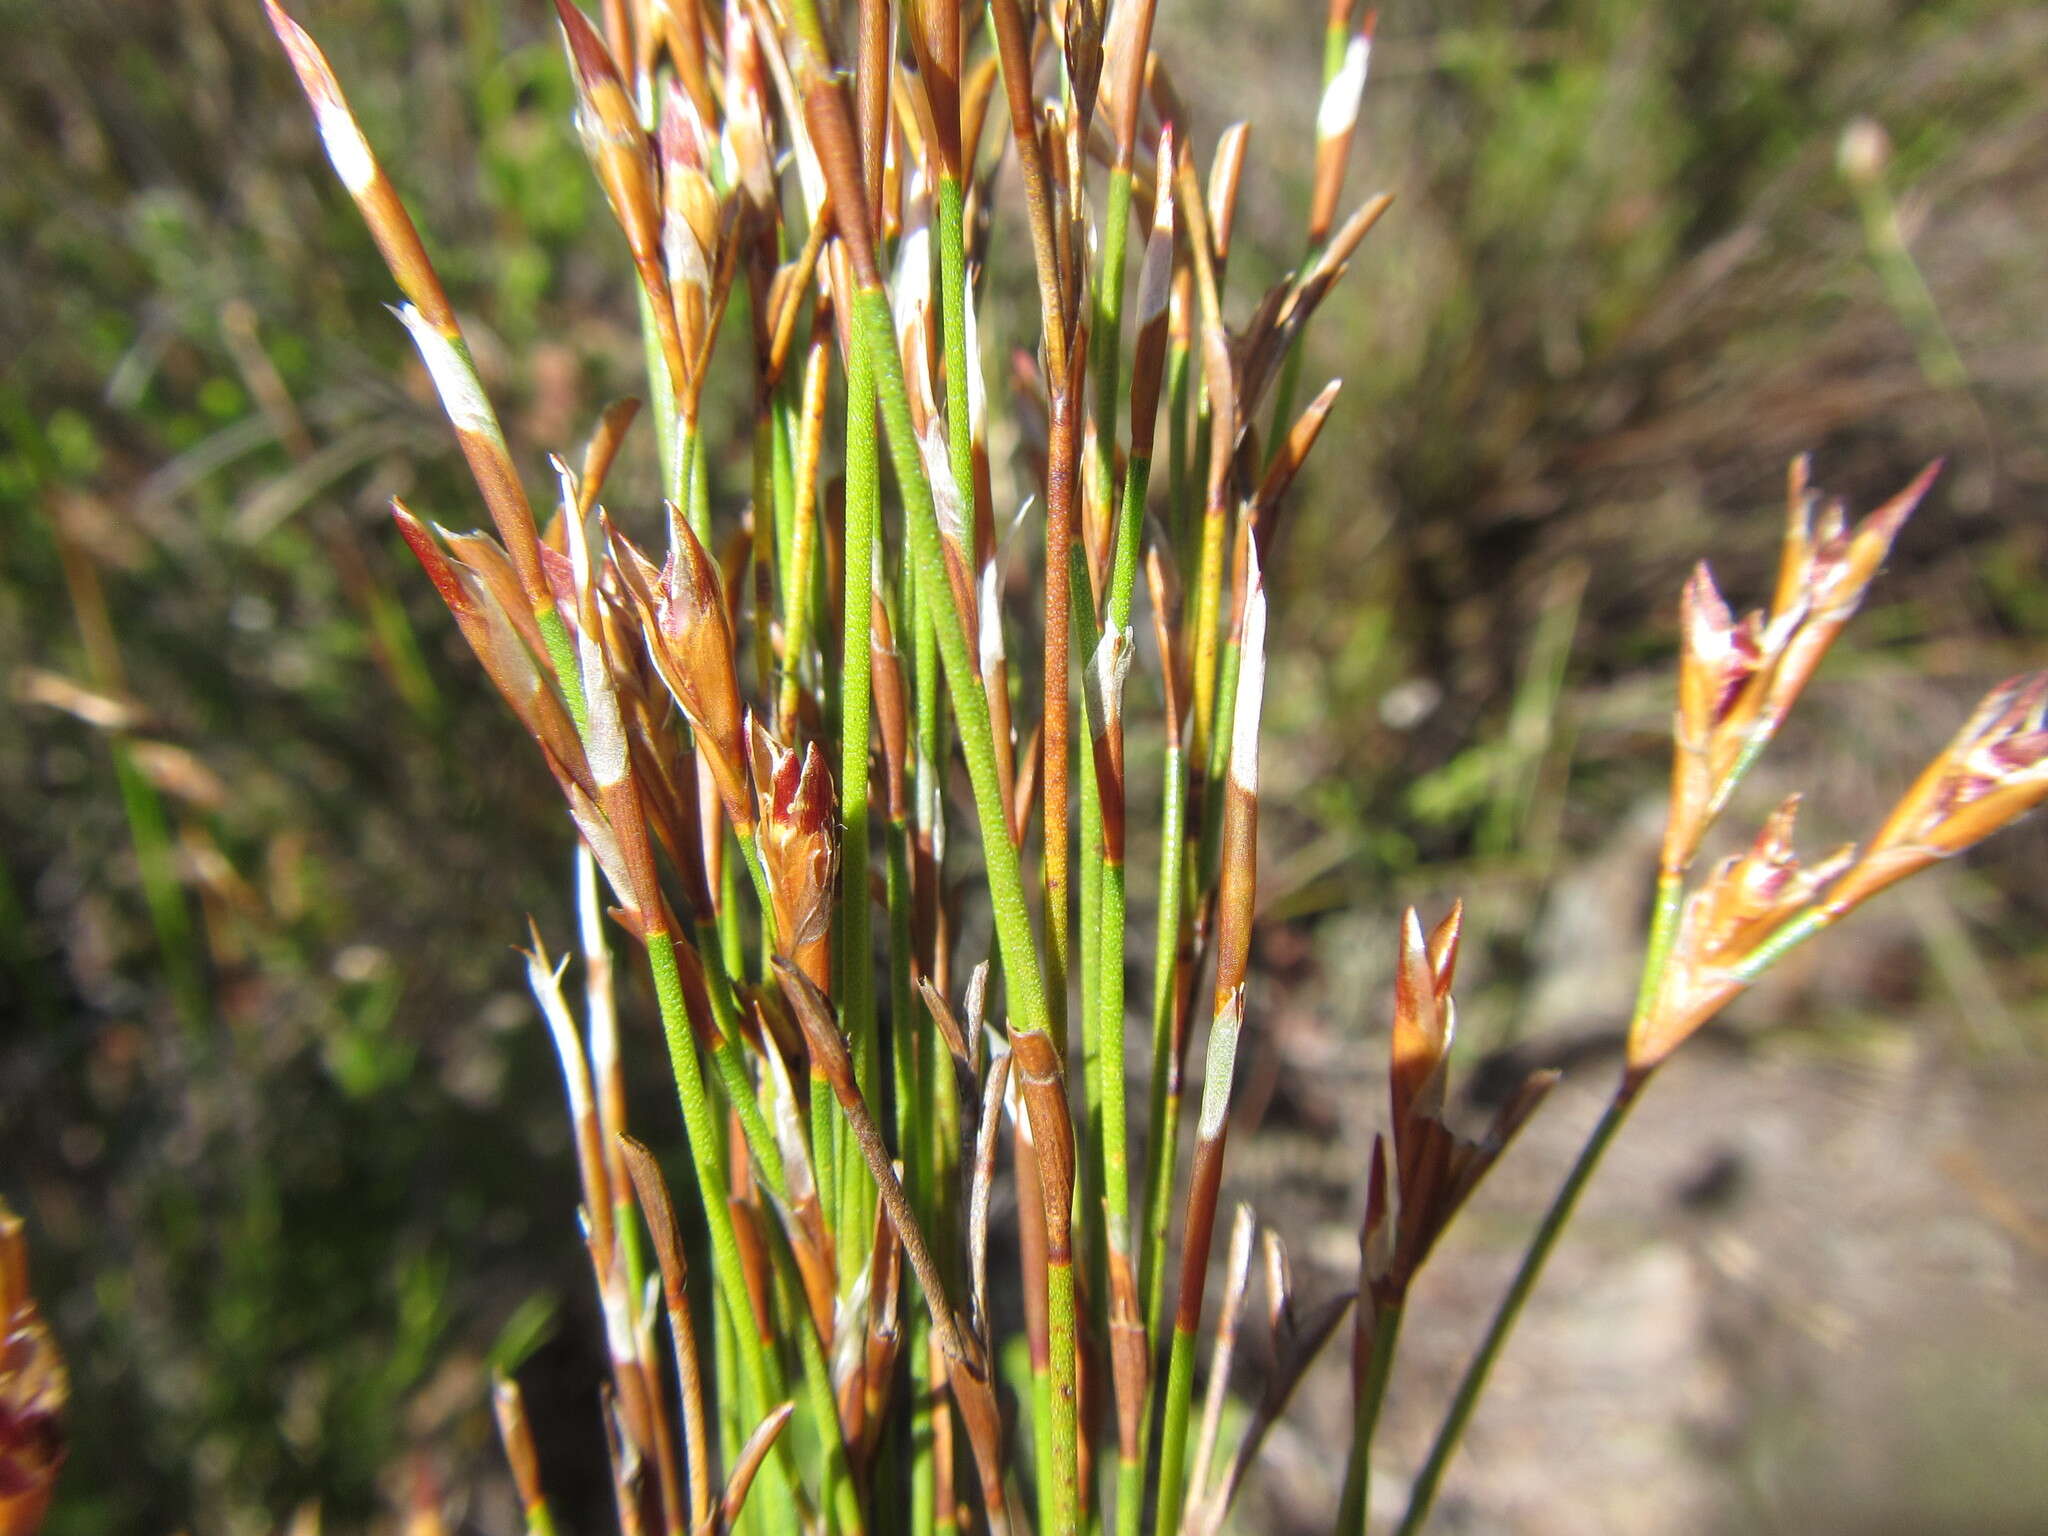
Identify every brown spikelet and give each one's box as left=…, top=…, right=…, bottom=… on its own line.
left=755, top=731, right=839, bottom=984
left=491, top=1375, right=551, bottom=1528
left=1363, top=906, right=1556, bottom=1331
left=618, top=1135, right=713, bottom=1534
left=640, top=512, right=749, bottom=827
left=556, top=0, right=689, bottom=401
left=1664, top=457, right=1942, bottom=871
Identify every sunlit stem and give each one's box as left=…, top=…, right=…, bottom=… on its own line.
left=643, top=930, right=791, bottom=1510
left=1332, top=1301, right=1404, bottom=1535
left=1137, top=736, right=1187, bottom=1349
left=1045, top=1253, right=1082, bottom=1536
left=1626, top=868, right=1686, bottom=1033
left=842, top=273, right=881, bottom=1253
left=1395, top=1086, right=1639, bottom=1535
left=1152, top=1321, right=1200, bottom=1530
left=854, top=287, right=1047, bottom=1037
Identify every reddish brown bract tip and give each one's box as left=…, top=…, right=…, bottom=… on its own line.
left=1665, top=458, right=1942, bottom=872
left=757, top=731, right=840, bottom=966
left=1364, top=908, right=1553, bottom=1311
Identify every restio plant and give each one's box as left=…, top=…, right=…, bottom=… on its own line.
left=250, top=1, right=2047, bottom=1532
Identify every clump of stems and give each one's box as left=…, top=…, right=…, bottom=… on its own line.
left=265, top=2, right=2044, bottom=1533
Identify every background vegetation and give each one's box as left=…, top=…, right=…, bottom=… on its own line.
left=3, top=0, right=2043, bottom=1530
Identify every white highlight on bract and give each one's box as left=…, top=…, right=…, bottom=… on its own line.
left=1137, top=226, right=1173, bottom=326
left=394, top=304, right=502, bottom=443
left=962, top=274, right=988, bottom=436
left=921, top=420, right=967, bottom=551
left=1197, top=986, right=1246, bottom=1141
left=978, top=561, right=1006, bottom=677
left=558, top=463, right=629, bottom=790
left=1317, top=34, right=1372, bottom=143
left=1090, top=622, right=1134, bottom=733
left=314, top=97, right=378, bottom=194
left=1138, top=126, right=1176, bottom=325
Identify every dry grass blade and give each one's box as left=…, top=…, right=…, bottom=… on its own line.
left=490, top=1374, right=551, bottom=1530
left=968, top=1049, right=1012, bottom=1346
left=1189, top=1286, right=1357, bottom=1536
left=619, top=1134, right=712, bottom=1534
left=522, top=925, right=615, bottom=1264
left=1186, top=1203, right=1256, bottom=1519
left=715, top=1402, right=796, bottom=1535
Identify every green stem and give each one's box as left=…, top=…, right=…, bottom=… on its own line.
left=689, top=431, right=710, bottom=537
left=717, top=849, right=746, bottom=981
left=687, top=936, right=856, bottom=1533
left=733, top=824, right=781, bottom=960
left=908, top=1305, right=938, bottom=1536
left=1269, top=324, right=1311, bottom=466
left=777, top=1234, right=864, bottom=1535
left=1112, top=1454, right=1144, bottom=1536
left=1626, top=869, right=1686, bottom=1034
left=1046, top=1258, right=1082, bottom=1536
left=1333, top=1302, right=1404, bottom=1536
left=885, top=807, right=937, bottom=1535
left=842, top=284, right=881, bottom=1251
left=1137, top=739, right=1187, bottom=1352
left=1395, top=1085, right=1642, bottom=1535
left=855, top=288, right=1047, bottom=1037
left=643, top=931, right=787, bottom=1481
left=536, top=605, right=589, bottom=738
left=912, top=556, right=944, bottom=957
left=1851, top=181, right=1970, bottom=393
left=715, top=1281, right=742, bottom=1471
left=1200, top=636, right=1242, bottom=895
left=937, top=177, right=976, bottom=527
left=1735, top=904, right=1834, bottom=981
left=1095, top=450, right=1152, bottom=1278
left=638, top=281, right=686, bottom=510
left=772, top=384, right=799, bottom=610
left=692, top=918, right=788, bottom=1195
left=1097, top=844, right=1130, bottom=1241
left=812, top=1065, right=843, bottom=1262
left=887, top=820, right=921, bottom=1182
left=1186, top=501, right=1230, bottom=822
left=1077, top=707, right=1106, bottom=1304
left=1088, top=163, right=1135, bottom=556
left=1152, top=1321, right=1200, bottom=1532
left=1166, top=335, right=1194, bottom=571
left=752, top=412, right=781, bottom=697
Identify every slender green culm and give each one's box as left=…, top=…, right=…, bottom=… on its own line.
left=841, top=278, right=881, bottom=1250
left=855, top=287, right=1048, bottom=1039
left=1138, top=737, right=1187, bottom=1349
left=1333, top=1304, right=1404, bottom=1535
left=1395, top=1090, right=1638, bottom=1535
left=644, top=931, right=790, bottom=1497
